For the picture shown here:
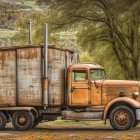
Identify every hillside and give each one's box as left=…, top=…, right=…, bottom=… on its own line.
left=0, top=0, right=45, bottom=46
left=0, top=0, right=43, bottom=11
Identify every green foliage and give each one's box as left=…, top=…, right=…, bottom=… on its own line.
left=10, top=0, right=140, bottom=80
left=13, top=11, right=78, bottom=51
left=36, top=0, right=140, bottom=80
left=13, top=12, right=52, bottom=45
left=0, top=29, right=17, bottom=46
left=80, top=51, right=93, bottom=62
left=0, top=29, right=17, bottom=38
left=0, top=2, right=20, bottom=29
left=0, top=0, right=38, bottom=46
left=80, top=46, right=125, bottom=79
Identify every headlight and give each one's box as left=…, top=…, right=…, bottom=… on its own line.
left=133, top=92, right=139, bottom=98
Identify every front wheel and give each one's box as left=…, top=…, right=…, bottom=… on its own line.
left=12, top=111, right=34, bottom=131
left=109, top=106, right=135, bottom=131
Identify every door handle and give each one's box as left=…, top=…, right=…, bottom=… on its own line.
left=71, top=86, right=90, bottom=92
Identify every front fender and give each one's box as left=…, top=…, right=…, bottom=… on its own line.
left=103, top=97, right=140, bottom=120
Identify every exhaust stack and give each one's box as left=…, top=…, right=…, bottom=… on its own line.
left=28, top=19, right=32, bottom=44
left=43, top=23, right=49, bottom=108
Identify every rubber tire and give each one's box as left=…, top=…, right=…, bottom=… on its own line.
left=0, top=111, right=7, bottom=130
left=109, top=105, right=135, bottom=131
left=12, top=111, right=34, bottom=131
left=133, top=121, right=139, bottom=127
left=33, top=119, right=40, bottom=128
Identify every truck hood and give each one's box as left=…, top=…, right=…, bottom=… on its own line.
left=102, top=80, right=139, bottom=87
left=100, top=80, right=140, bottom=104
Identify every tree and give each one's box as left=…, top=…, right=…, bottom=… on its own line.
left=0, top=2, right=20, bottom=29
left=13, top=11, right=78, bottom=50
left=37, top=0, right=140, bottom=80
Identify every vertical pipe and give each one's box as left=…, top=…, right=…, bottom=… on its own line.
left=44, top=23, right=48, bottom=78
left=29, top=19, right=32, bottom=45
left=43, top=23, right=48, bottom=108
left=64, top=51, right=67, bottom=105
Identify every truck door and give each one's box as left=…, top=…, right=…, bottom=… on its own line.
left=70, top=69, right=90, bottom=106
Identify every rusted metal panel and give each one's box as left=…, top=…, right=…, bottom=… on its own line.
left=48, top=48, right=78, bottom=106
left=0, top=45, right=75, bottom=53
left=65, top=51, right=78, bottom=66
left=48, top=48, right=66, bottom=105
left=103, top=97, right=140, bottom=120
left=62, top=110, right=103, bottom=120
left=68, top=63, right=104, bottom=70
left=39, top=107, right=61, bottom=113
left=66, top=51, right=72, bottom=66
left=71, top=82, right=89, bottom=105
left=91, top=84, right=102, bottom=106
left=67, top=67, right=90, bottom=106
left=0, top=45, right=78, bottom=107
left=0, top=51, right=16, bottom=106
left=17, top=48, right=42, bottom=106
left=102, top=86, right=139, bottom=105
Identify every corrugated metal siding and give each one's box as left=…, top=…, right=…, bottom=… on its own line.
left=0, top=45, right=78, bottom=107
left=48, top=50, right=78, bottom=106
left=48, top=48, right=66, bottom=105
left=17, top=48, right=42, bottom=106
left=66, top=51, right=78, bottom=66
left=0, top=51, right=16, bottom=106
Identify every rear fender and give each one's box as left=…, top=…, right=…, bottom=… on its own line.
left=0, top=107, right=39, bottom=118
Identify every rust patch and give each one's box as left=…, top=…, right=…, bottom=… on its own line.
left=17, top=47, right=42, bottom=106
left=43, top=79, right=48, bottom=90
left=0, top=51, right=16, bottom=106
left=17, top=48, right=39, bottom=59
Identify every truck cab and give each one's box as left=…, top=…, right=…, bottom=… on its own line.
left=67, top=63, right=105, bottom=106
left=66, top=63, right=140, bottom=107
left=61, top=63, right=140, bottom=131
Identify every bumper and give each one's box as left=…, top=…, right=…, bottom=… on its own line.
left=136, top=109, right=140, bottom=120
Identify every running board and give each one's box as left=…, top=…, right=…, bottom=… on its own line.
left=62, top=111, right=103, bottom=120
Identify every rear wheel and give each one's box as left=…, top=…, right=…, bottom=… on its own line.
left=33, top=119, right=40, bottom=128
left=12, top=111, right=34, bottom=131
left=109, top=106, right=135, bottom=131
left=0, top=111, right=7, bottom=130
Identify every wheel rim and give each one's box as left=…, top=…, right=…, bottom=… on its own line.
left=114, top=110, right=129, bottom=127
left=16, top=114, right=29, bottom=127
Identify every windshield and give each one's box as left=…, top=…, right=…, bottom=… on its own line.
left=90, top=69, right=106, bottom=80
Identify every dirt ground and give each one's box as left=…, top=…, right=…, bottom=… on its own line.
left=0, top=120, right=140, bottom=140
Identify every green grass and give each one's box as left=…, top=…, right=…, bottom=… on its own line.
left=37, top=119, right=140, bottom=129
left=38, top=118, right=105, bottom=129
left=23, top=1, right=36, bottom=8
left=0, top=29, right=17, bottom=38
left=21, top=0, right=41, bottom=10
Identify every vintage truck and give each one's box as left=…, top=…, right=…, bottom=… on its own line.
left=0, top=44, right=139, bottom=131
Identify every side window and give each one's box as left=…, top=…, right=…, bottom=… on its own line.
left=72, top=70, right=87, bottom=81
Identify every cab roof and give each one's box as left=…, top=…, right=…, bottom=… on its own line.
left=68, top=63, right=104, bottom=69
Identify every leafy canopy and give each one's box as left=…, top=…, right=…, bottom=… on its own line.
left=36, top=0, right=140, bottom=80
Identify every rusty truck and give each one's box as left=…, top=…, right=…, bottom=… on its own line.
left=0, top=44, right=139, bottom=131
left=0, top=27, right=140, bottom=131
